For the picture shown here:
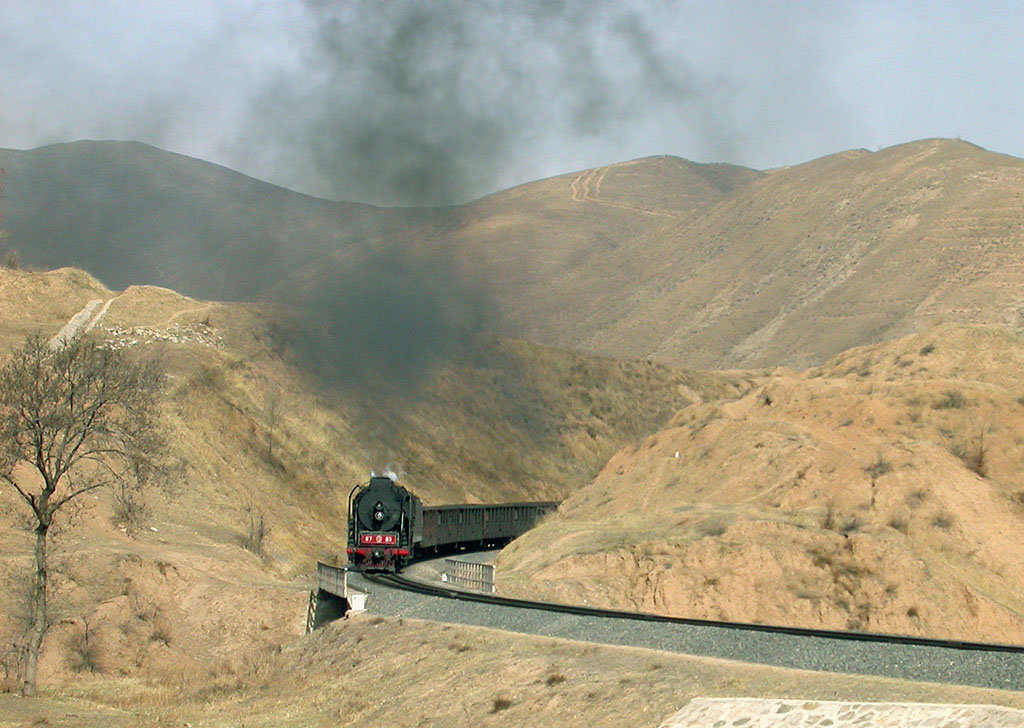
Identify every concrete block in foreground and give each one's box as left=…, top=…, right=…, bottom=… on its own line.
left=660, top=698, right=1024, bottom=727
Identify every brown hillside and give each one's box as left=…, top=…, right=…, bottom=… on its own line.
left=287, top=138, right=1024, bottom=371
left=452, top=139, right=1024, bottom=368
left=0, top=267, right=732, bottom=688
left=498, top=325, right=1024, bottom=644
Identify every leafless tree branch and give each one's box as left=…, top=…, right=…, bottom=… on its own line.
left=0, top=333, right=165, bottom=695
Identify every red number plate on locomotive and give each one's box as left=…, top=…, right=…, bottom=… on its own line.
left=359, top=532, right=398, bottom=545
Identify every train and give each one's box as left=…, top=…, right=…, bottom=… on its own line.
left=346, top=474, right=558, bottom=571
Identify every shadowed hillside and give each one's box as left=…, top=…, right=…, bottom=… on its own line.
left=0, top=140, right=430, bottom=300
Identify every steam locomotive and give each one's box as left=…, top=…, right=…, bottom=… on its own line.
left=346, top=474, right=558, bottom=571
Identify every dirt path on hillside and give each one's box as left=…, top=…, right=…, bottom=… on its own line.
left=569, top=165, right=685, bottom=219
left=569, top=166, right=609, bottom=202
left=48, top=294, right=120, bottom=349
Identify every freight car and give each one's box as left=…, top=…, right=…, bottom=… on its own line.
left=346, top=474, right=558, bottom=571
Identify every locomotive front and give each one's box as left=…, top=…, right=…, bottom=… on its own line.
left=347, top=475, right=418, bottom=571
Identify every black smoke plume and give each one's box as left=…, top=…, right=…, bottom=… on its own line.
left=253, top=0, right=727, bottom=389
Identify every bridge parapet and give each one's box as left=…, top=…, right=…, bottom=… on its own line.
left=317, top=561, right=348, bottom=598
left=307, top=562, right=365, bottom=633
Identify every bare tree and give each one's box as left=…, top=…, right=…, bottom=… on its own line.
left=263, top=386, right=281, bottom=464
left=0, top=334, right=163, bottom=695
left=0, top=166, right=11, bottom=263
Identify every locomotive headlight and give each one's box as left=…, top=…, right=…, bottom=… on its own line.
left=375, top=511, right=384, bottom=521
left=374, top=502, right=385, bottom=521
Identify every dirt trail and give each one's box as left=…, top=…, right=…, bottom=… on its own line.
left=569, top=166, right=609, bottom=202
left=48, top=294, right=122, bottom=349
left=569, top=165, right=684, bottom=218
left=48, top=299, right=104, bottom=349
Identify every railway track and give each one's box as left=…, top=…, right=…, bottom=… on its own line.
left=349, top=567, right=1024, bottom=690
left=366, top=572, right=1024, bottom=654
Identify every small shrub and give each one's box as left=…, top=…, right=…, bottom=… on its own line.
left=919, top=343, right=935, bottom=356
left=931, top=511, right=955, bottom=530
left=906, top=488, right=928, bottom=508
left=907, top=606, right=919, bottom=618
left=1, top=248, right=20, bottom=270
left=491, top=697, right=513, bottom=713
left=864, top=454, right=892, bottom=479
left=821, top=502, right=837, bottom=531
left=111, top=483, right=149, bottom=537
left=951, top=439, right=986, bottom=476
left=150, top=622, right=172, bottom=647
left=545, top=673, right=566, bottom=686
left=697, top=516, right=728, bottom=538
left=933, top=389, right=967, bottom=409
left=65, top=627, right=101, bottom=673
left=887, top=515, right=909, bottom=533
left=839, top=514, right=863, bottom=535
left=241, top=501, right=270, bottom=558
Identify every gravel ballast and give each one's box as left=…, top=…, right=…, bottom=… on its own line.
left=347, top=560, right=1024, bottom=692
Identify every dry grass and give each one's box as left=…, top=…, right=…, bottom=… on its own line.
left=0, top=267, right=748, bottom=697
left=498, top=326, right=1024, bottom=645
left=6, top=616, right=1024, bottom=728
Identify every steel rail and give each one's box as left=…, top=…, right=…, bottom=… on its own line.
left=363, top=572, right=1024, bottom=655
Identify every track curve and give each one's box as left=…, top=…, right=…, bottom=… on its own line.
left=366, top=572, right=1024, bottom=654
left=350, top=567, right=1024, bottom=690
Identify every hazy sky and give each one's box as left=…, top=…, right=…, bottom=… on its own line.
left=2, top=0, right=1022, bottom=205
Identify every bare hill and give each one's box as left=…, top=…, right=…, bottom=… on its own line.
left=498, top=325, right=1024, bottom=644
left=7, top=138, right=1024, bottom=372
left=438, top=139, right=1024, bottom=369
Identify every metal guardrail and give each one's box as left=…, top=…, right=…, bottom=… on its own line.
left=442, top=558, right=496, bottom=593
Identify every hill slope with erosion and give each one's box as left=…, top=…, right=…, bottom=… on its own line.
left=12, top=139, right=1024, bottom=372
left=0, top=267, right=737, bottom=688
left=498, top=325, right=1024, bottom=644
left=436, top=139, right=1024, bottom=369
